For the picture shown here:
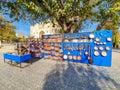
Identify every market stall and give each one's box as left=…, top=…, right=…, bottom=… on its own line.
left=42, top=30, right=113, bottom=67
left=3, top=30, right=113, bottom=67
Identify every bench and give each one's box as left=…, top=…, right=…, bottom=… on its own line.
left=3, top=53, right=32, bottom=68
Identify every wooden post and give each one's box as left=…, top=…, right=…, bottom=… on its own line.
left=11, top=60, right=12, bottom=64
left=20, top=63, right=21, bottom=68
left=4, top=58, right=5, bottom=62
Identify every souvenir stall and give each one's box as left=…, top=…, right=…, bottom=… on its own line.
left=63, top=32, right=93, bottom=64
left=29, top=39, right=43, bottom=58
left=42, top=34, right=63, bottom=60
left=42, top=30, right=113, bottom=67
left=3, top=30, right=112, bottom=67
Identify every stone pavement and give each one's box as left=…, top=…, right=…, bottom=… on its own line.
left=0, top=45, right=120, bottom=90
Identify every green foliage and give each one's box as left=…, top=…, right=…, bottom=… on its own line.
left=94, top=0, right=120, bottom=30
left=0, top=16, right=16, bottom=41
left=0, top=0, right=102, bottom=33
left=12, top=37, right=21, bottom=43
left=105, top=22, right=120, bottom=45
left=1, top=0, right=120, bottom=34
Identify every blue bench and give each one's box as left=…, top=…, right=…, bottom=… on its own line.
left=3, top=53, right=31, bottom=68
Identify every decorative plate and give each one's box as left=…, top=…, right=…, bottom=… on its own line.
left=106, top=46, right=110, bottom=50
left=99, top=46, right=104, bottom=50
left=69, top=55, right=72, bottom=59
left=94, top=46, right=98, bottom=50
left=77, top=56, right=81, bottom=60
left=100, top=42, right=103, bottom=44
left=85, top=51, right=89, bottom=55
left=94, top=41, right=97, bottom=44
left=68, top=51, right=70, bottom=55
left=94, top=51, right=100, bottom=56
left=63, top=55, right=67, bottom=59
left=73, top=56, right=77, bottom=60
left=95, top=38, right=100, bottom=41
left=101, top=51, right=107, bottom=56
left=72, top=39, right=78, bottom=42
left=107, top=37, right=112, bottom=42
left=103, top=42, right=106, bottom=45
left=89, top=33, right=95, bottom=38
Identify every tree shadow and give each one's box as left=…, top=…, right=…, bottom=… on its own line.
left=43, top=62, right=120, bottom=90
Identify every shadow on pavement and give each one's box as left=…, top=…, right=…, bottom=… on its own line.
left=43, top=62, right=120, bottom=90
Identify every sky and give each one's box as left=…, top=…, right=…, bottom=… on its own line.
left=3, top=14, right=99, bottom=36
left=2, top=15, right=31, bottom=36
left=3, top=14, right=119, bottom=36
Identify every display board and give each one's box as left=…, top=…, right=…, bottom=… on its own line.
left=42, top=30, right=112, bottom=67
left=92, top=30, right=112, bottom=66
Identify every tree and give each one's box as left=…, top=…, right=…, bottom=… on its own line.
left=92, top=0, right=120, bottom=30
left=1, top=0, right=120, bottom=34
left=0, top=15, right=16, bottom=41
left=0, top=0, right=101, bottom=33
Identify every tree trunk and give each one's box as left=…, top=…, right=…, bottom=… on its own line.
left=96, top=17, right=108, bottom=30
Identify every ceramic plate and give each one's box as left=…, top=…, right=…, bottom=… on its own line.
left=94, top=46, right=98, bottom=50
left=94, top=41, right=97, bottom=44
left=94, top=51, right=100, bottom=56
left=89, top=33, right=95, bottom=38
left=68, top=51, right=70, bottom=55
left=69, top=55, right=72, bottom=59
left=100, top=42, right=103, bottom=44
left=95, top=38, right=100, bottom=41
left=72, top=39, right=78, bottom=42
left=101, top=51, right=107, bottom=56
left=106, top=46, right=110, bottom=50
left=73, top=56, right=77, bottom=60
left=63, top=55, right=67, bottom=59
left=103, top=42, right=106, bottom=45
left=99, top=46, right=104, bottom=50
left=85, top=51, right=89, bottom=55
left=107, top=37, right=112, bottom=41
left=77, top=56, right=81, bottom=60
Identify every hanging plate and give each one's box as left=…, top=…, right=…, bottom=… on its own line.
left=69, top=55, right=72, bottom=59
left=72, top=39, right=78, bottom=42
left=73, top=56, right=77, bottom=60
left=94, top=46, right=98, bottom=50
left=94, top=51, right=100, bottom=56
left=99, top=46, right=104, bottom=50
left=95, top=38, right=100, bottom=41
left=94, top=41, right=97, bottom=44
left=100, top=42, right=103, bottom=45
left=68, top=51, right=70, bottom=55
left=107, top=37, right=112, bottom=42
left=89, top=33, right=95, bottom=39
left=77, top=56, right=81, bottom=60
left=63, top=55, right=67, bottom=59
left=106, top=46, right=110, bottom=50
left=85, top=51, right=89, bottom=55
left=101, top=51, right=108, bottom=57
left=103, top=42, right=106, bottom=45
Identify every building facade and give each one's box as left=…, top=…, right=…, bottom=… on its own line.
left=30, top=21, right=61, bottom=38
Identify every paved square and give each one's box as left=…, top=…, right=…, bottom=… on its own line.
left=0, top=45, right=120, bottom=90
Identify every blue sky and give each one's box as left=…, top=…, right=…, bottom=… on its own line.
left=3, top=14, right=119, bottom=36
left=3, top=15, right=31, bottom=36
left=3, top=14, right=98, bottom=36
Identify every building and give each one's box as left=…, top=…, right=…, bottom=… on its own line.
left=16, top=33, right=25, bottom=38
left=30, top=21, right=61, bottom=38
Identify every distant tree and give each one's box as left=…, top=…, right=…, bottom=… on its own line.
left=0, top=15, right=16, bottom=41
left=93, top=0, right=120, bottom=30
